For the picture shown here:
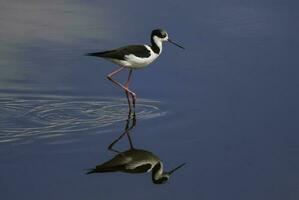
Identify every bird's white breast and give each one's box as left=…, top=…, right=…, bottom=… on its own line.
left=123, top=45, right=160, bottom=69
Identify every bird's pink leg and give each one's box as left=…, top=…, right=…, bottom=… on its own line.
left=124, top=69, right=136, bottom=108
left=123, top=69, right=133, bottom=109
left=107, top=67, right=136, bottom=109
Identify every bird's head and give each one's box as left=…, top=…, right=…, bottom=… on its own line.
left=151, top=29, right=169, bottom=42
left=151, top=29, right=184, bottom=49
left=152, top=162, right=186, bottom=184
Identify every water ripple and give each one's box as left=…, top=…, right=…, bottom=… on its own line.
left=0, top=95, right=166, bottom=143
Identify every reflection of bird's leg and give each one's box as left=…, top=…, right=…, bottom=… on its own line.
left=107, top=67, right=136, bottom=109
left=124, top=69, right=133, bottom=110
left=127, top=112, right=136, bottom=149
left=108, top=111, right=137, bottom=153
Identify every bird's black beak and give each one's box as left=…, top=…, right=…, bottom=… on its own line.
left=168, top=39, right=185, bottom=49
left=168, top=162, right=186, bottom=175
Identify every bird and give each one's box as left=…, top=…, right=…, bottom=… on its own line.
left=85, top=29, right=184, bottom=109
left=86, top=110, right=186, bottom=184
left=86, top=148, right=186, bottom=184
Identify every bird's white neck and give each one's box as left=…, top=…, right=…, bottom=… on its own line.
left=151, top=36, right=163, bottom=55
left=152, top=161, right=169, bottom=184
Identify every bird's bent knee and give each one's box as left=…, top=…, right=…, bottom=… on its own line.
left=131, top=92, right=136, bottom=97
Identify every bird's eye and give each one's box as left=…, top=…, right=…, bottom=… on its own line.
left=160, top=32, right=167, bottom=38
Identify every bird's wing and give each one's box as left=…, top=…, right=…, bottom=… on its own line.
left=85, top=45, right=151, bottom=60
left=86, top=154, right=132, bottom=174
left=86, top=149, right=158, bottom=174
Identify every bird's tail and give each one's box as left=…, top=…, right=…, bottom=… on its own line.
left=85, top=168, right=97, bottom=175
left=85, top=164, right=124, bottom=174
left=85, top=50, right=115, bottom=57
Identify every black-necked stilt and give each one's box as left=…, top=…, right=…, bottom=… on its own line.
left=86, top=29, right=184, bottom=109
left=86, top=111, right=186, bottom=184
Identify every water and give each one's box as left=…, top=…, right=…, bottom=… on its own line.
left=0, top=95, right=166, bottom=143
left=1, top=0, right=299, bottom=199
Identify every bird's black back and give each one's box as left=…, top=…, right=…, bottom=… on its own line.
left=85, top=45, right=151, bottom=60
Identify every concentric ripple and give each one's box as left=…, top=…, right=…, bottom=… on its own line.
left=0, top=95, right=166, bottom=143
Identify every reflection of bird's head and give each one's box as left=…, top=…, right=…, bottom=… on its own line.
left=152, top=161, right=186, bottom=184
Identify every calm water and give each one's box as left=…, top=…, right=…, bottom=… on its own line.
left=1, top=0, right=299, bottom=199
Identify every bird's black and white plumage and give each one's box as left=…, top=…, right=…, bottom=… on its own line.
left=86, top=29, right=184, bottom=69
left=85, top=29, right=184, bottom=109
left=86, top=149, right=160, bottom=174
left=86, top=148, right=185, bottom=184
left=86, top=109, right=186, bottom=184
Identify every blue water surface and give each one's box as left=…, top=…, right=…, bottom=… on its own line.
left=0, top=0, right=298, bottom=199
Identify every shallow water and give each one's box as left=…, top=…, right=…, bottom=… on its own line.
left=1, top=0, right=299, bottom=199
left=0, top=95, right=166, bottom=143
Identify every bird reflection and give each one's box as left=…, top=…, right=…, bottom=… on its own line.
left=86, top=111, right=186, bottom=184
